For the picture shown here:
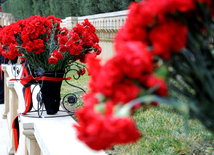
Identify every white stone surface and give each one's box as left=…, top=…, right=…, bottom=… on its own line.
left=78, top=10, right=128, bottom=20
left=0, top=104, right=10, bottom=155
left=20, top=113, right=107, bottom=155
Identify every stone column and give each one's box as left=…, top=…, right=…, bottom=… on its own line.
left=7, top=14, right=13, bottom=25
left=70, top=17, right=78, bottom=30
left=7, top=80, right=18, bottom=155
left=11, top=15, right=15, bottom=23
left=1, top=64, right=9, bottom=119
left=2, top=13, right=6, bottom=26
left=60, top=19, right=66, bottom=28
left=4, top=13, right=9, bottom=26
left=22, top=123, right=41, bottom=155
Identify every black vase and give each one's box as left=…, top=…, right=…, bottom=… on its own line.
left=40, top=72, right=64, bottom=115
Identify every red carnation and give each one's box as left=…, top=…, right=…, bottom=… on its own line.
left=114, top=24, right=147, bottom=43
left=168, top=0, right=195, bottom=13
left=48, top=55, right=58, bottom=64
left=127, top=2, right=155, bottom=28
left=92, top=43, right=102, bottom=55
left=69, top=31, right=80, bottom=42
left=0, top=44, right=3, bottom=54
left=60, top=27, right=69, bottom=36
left=151, top=101, right=159, bottom=107
left=24, top=41, right=34, bottom=52
left=33, top=39, right=45, bottom=54
left=85, top=54, right=101, bottom=77
left=110, top=80, right=140, bottom=105
left=53, top=50, right=63, bottom=60
left=30, top=31, right=39, bottom=40
left=21, top=31, right=30, bottom=43
left=72, top=24, right=84, bottom=35
left=116, top=41, right=153, bottom=79
left=68, top=44, right=82, bottom=55
left=9, top=44, right=19, bottom=56
left=47, top=15, right=62, bottom=25
left=149, top=20, right=188, bottom=59
left=37, top=25, right=46, bottom=34
left=77, top=68, right=86, bottom=76
left=82, top=18, right=90, bottom=26
left=74, top=101, right=141, bottom=150
left=59, top=36, right=68, bottom=45
left=141, top=74, right=168, bottom=97
left=59, top=45, right=68, bottom=53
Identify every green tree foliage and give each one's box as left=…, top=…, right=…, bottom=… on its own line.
left=32, top=0, right=53, bottom=17
left=98, top=0, right=135, bottom=13
left=1, top=0, right=10, bottom=13
left=2, top=0, right=138, bottom=21
left=49, top=0, right=61, bottom=18
left=118, top=0, right=136, bottom=10
left=0, top=0, right=8, bottom=6
left=49, top=0, right=74, bottom=18
left=19, top=0, right=34, bottom=19
left=60, top=0, right=73, bottom=17
left=79, top=0, right=101, bottom=16
left=69, top=0, right=81, bottom=16
left=98, top=0, right=120, bottom=13
left=2, top=0, right=22, bottom=20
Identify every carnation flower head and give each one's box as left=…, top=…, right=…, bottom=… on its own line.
left=74, top=94, right=141, bottom=150
left=48, top=54, right=58, bottom=64
left=73, top=24, right=84, bottom=35
left=149, top=19, right=188, bottom=59
left=77, top=68, right=86, bottom=76
left=60, top=27, right=69, bottom=36
left=53, top=50, right=63, bottom=60
left=0, top=15, right=100, bottom=75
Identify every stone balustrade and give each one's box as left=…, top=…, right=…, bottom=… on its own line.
left=0, top=12, right=15, bottom=26
left=2, top=64, right=107, bottom=155
left=2, top=64, right=23, bottom=154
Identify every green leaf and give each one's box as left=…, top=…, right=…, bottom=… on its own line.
left=154, top=64, right=169, bottom=81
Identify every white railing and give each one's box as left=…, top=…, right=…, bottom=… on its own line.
left=0, top=12, right=15, bottom=26
left=2, top=64, right=107, bottom=155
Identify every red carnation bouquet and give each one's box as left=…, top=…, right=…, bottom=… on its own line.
left=74, top=0, right=214, bottom=151
left=0, top=15, right=101, bottom=73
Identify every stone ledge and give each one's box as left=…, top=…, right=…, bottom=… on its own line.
left=19, top=114, right=107, bottom=155
left=78, top=10, right=128, bottom=20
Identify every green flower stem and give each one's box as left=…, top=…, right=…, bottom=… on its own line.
left=187, top=31, right=214, bottom=102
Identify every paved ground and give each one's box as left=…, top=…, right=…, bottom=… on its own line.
left=0, top=104, right=9, bottom=155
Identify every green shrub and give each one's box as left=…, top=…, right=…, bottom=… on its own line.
left=19, top=0, right=34, bottom=19
left=98, top=0, right=135, bottom=13
left=79, top=0, right=101, bottom=16
left=32, top=0, right=53, bottom=17
left=2, top=0, right=138, bottom=21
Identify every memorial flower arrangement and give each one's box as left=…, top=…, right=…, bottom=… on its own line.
left=0, top=15, right=101, bottom=74
left=0, top=15, right=102, bottom=151
left=74, top=0, right=214, bottom=151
